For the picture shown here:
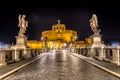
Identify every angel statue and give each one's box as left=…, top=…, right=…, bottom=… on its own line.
left=89, top=14, right=100, bottom=35
left=18, top=14, right=28, bottom=35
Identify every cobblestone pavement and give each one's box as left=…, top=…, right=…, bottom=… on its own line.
left=4, top=50, right=119, bottom=80
left=0, top=53, right=47, bottom=78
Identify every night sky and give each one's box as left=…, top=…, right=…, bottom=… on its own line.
left=0, top=1, right=120, bottom=44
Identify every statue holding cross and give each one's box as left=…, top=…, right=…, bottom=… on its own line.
left=18, top=14, right=28, bottom=36
left=89, top=14, right=101, bottom=35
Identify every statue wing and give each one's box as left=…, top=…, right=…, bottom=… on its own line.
left=18, top=14, right=21, bottom=27
left=94, top=14, right=99, bottom=27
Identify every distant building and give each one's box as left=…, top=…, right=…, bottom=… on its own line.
left=27, top=20, right=77, bottom=49
left=27, top=20, right=94, bottom=49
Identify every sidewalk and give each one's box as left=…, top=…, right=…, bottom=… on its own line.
left=0, top=53, right=47, bottom=80
left=71, top=53, right=120, bottom=79
left=1, top=52, right=120, bottom=79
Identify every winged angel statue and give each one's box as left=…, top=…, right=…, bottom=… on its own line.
left=89, top=14, right=100, bottom=35
left=18, top=14, right=28, bottom=35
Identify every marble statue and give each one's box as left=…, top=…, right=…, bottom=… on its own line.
left=18, top=14, right=28, bottom=35
left=89, top=14, right=100, bottom=35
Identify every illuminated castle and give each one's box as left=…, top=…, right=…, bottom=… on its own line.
left=27, top=20, right=77, bottom=48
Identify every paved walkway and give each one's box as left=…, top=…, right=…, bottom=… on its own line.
left=71, top=53, right=120, bottom=79
left=0, top=53, right=47, bottom=80
left=0, top=52, right=120, bottom=79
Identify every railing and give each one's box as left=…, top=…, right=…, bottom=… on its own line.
left=0, top=48, right=49, bottom=66
left=1, top=46, right=119, bottom=66
left=70, top=46, right=120, bottom=66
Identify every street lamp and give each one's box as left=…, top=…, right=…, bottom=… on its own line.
left=63, top=43, right=67, bottom=50
left=74, top=36, right=77, bottom=47
left=74, top=36, right=77, bottom=40
left=41, top=37, right=43, bottom=48
left=41, top=37, right=43, bottom=41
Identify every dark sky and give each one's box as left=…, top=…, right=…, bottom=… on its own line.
left=0, top=1, right=120, bottom=44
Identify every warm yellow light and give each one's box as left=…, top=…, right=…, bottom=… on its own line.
left=27, top=20, right=80, bottom=49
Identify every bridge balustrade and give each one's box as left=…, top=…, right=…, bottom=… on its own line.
left=74, top=47, right=120, bottom=66
left=0, top=48, right=46, bottom=66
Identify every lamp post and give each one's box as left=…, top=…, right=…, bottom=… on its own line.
left=74, top=36, right=77, bottom=53
left=41, top=37, right=43, bottom=48
left=74, top=36, right=77, bottom=47
left=44, top=36, right=48, bottom=48
left=63, top=43, right=67, bottom=50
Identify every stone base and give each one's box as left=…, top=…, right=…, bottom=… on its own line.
left=12, top=45, right=27, bottom=49
left=87, top=34, right=105, bottom=57
left=91, top=43, right=105, bottom=48
left=12, top=35, right=28, bottom=49
left=90, top=34, right=105, bottom=48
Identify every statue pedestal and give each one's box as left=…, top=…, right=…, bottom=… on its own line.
left=88, top=34, right=105, bottom=57
left=91, top=34, right=104, bottom=47
left=12, top=35, right=27, bottom=49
